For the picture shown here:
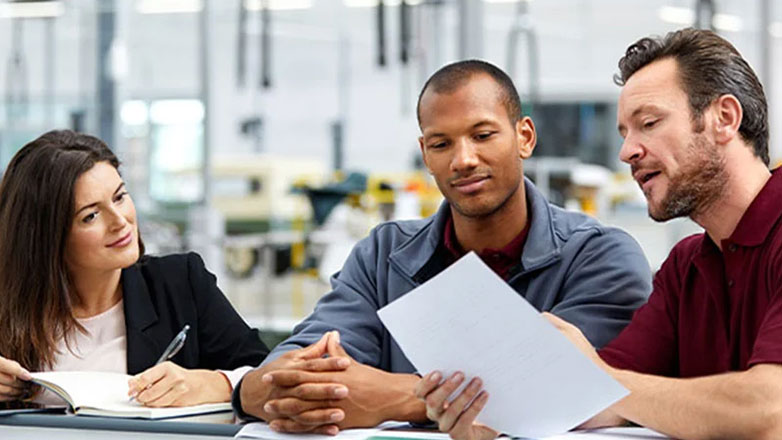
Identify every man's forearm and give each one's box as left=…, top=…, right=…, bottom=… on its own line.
left=609, top=365, right=782, bottom=440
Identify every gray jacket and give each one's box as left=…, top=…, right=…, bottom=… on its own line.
left=265, top=178, right=651, bottom=373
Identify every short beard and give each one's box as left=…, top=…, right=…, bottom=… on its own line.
left=650, top=134, right=728, bottom=222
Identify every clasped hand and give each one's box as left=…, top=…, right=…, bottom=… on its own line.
left=243, top=331, right=421, bottom=435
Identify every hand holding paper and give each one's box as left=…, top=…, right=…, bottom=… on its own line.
left=415, top=371, right=497, bottom=440
left=377, top=252, right=628, bottom=439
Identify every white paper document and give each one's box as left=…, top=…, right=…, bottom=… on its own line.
left=377, top=252, right=628, bottom=438
left=543, top=427, right=670, bottom=439
left=235, top=423, right=668, bottom=440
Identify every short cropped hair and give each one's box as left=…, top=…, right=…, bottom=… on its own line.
left=416, top=59, right=522, bottom=126
left=615, top=28, right=769, bottom=165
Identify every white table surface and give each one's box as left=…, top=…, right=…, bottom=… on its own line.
left=0, top=424, right=232, bottom=439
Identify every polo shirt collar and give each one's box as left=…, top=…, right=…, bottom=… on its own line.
left=389, top=177, right=560, bottom=279
left=728, top=166, right=782, bottom=247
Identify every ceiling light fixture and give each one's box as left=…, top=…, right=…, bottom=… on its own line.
left=344, top=0, right=422, bottom=7
left=136, top=0, right=203, bottom=14
left=0, top=1, right=64, bottom=18
left=244, top=0, right=313, bottom=11
left=658, top=6, right=743, bottom=32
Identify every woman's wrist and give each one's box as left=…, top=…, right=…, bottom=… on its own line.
left=192, top=369, right=232, bottom=404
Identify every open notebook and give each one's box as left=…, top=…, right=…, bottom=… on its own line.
left=30, top=371, right=232, bottom=419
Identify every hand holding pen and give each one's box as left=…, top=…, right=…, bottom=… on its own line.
left=128, top=324, right=189, bottom=402
left=128, top=324, right=203, bottom=407
left=127, top=323, right=233, bottom=407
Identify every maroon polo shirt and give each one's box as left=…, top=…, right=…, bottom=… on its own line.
left=443, top=211, right=530, bottom=280
left=599, top=167, right=782, bottom=377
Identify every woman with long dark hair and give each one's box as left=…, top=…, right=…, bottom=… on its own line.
left=0, top=130, right=268, bottom=407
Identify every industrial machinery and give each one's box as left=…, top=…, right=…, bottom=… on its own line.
left=211, top=153, right=327, bottom=277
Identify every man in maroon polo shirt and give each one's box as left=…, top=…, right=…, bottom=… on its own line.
left=417, top=28, right=782, bottom=440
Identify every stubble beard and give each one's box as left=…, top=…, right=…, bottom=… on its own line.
left=451, top=179, right=521, bottom=220
left=649, top=134, right=728, bottom=222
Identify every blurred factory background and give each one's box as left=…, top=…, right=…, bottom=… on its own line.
left=0, top=0, right=779, bottom=341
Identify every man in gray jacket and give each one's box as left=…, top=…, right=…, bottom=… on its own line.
left=235, top=60, right=651, bottom=434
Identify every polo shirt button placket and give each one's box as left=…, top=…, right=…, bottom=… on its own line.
left=726, top=243, right=737, bottom=288
left=728, top=243, right=737, bottom=252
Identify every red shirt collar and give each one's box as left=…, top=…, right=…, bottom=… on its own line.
left=442, top=211, right=530, bottom=279
left=727, top=166, right=782, bottom=247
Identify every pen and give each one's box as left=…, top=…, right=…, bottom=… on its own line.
left=129, top=324, right=190, bottom=402
left=155, top=324, right=190, bottom=365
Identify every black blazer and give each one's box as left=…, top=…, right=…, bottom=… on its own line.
left=122, top=252, right=269, bottom=375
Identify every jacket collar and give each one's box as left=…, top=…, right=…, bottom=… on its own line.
left=389, top=177, right=562, bottom=280
left=520, top=177, right=562, bottom=271
left=121, top=263, right=158, bottom=331
left=121, top=261, right=162, bottom=374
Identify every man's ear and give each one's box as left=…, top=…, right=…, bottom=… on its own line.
left=516, top=116, right=537, bottom=159
left=712, top=94, right=742, bottom=145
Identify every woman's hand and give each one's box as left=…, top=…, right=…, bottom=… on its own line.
left=0, top=356, right=32, bottom=402
left=128, top=361, right=231, bottom=407
left=415, top=371, right=499, bottom=440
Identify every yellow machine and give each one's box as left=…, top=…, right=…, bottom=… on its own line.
left=211, top=154, right=327, bottom=230
left=211, top=154, right=327, bottom=276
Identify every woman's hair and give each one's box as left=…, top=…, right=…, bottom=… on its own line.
left=0, top=130, right=144, bottom=371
